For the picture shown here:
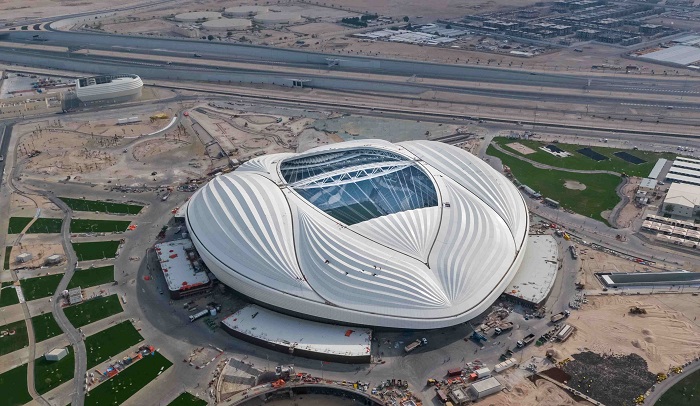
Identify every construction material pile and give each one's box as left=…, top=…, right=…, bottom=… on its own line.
left=562, top=351, right=655, bottom=406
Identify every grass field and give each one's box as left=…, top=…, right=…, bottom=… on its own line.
left=494, top=137, right=676, bottom=177
left=20, top=273, right=64, bottom=302
left=34, top=347, right=75, bottom=395
left=70, top=219, right=131, bottom=233
left=64, top=294, right=123, bottom=328
left=487, top=145, right=622, bottom=223
left=7, top=217, right=32, bottom=234
left=59, top=197, right=143, bottom=215
left=32, top=313, right=63, bottom=343
left=0, top=319, right=28, bottom=356
left=3, top=246, right=11, bottom=269
left=67, top=265, right=114, bottom=290
left=8, top=217, right=64, bottom=234
left=85, top=351, right=172, bottom=406
left=72, top=240, right=121, bottom=262
left=85, top=321, right=144, bottom=369
left=168, top=392, right=207, bottom=406
left=0, top=281, right=20, bottom=308
left=0, top=363, right=32, bottom=406
left=657, top=369, right=700, bottom=406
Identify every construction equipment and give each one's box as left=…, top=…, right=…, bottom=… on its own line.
left=404, top=337, right=428, bottom=353
left=517, top=333, right=536, bottom=348
left=494, top=321, right=514, bottom=335
left=426, top=378, right=438, bottom=386
left=629, top=306, right=647, bottom=315
left=551, top=310, right=571, bottom=323
left=471, top=331, right=487, bottom=343
left=150, top=113, right=169, bottom=122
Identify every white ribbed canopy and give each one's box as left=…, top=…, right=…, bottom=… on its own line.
left=186, top=140, right=529, bottom=329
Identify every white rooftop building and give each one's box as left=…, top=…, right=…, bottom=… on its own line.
left=664, top=183, right=700, bottom=219
left=154, top=239, right=211, bottom=299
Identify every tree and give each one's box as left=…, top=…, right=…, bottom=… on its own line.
left=446, top=24, right=452, bottom=29
left=207, top=34, right=214, bottom=41
left=403, top=16, right=409, bottom=22
left=227, top=31, right=233, bottom=37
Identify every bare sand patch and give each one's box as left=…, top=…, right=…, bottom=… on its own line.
left=508, top=142, right=536, bottom=155
left=542, top=294, right=700, bottom=372
left=564, top=180, right=586, bottom=190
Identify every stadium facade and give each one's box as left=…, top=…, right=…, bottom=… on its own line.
left=74, top=74, right=143, bottom=103
left=186, top=140, right=529, bottom=329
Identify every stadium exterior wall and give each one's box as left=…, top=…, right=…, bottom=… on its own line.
left=220, top=322, right=371, bottom=364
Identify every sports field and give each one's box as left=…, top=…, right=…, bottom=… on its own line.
left=34, top=347, right=75, bottom=394
left=84, top=351, right=172, bottom=406
left=487, top=145, right=621, bottom=223
left=31, top=313, right=63, bottom=343
left=494, top=137, right=675, bottom=177
left=67, top=265, right=114, bottom=289
left=72, top=240, right=121, bottom=261
left=0, top=319, right=28, bottom=356
left=59, top=197, right=143, bottom=215
left=0, top=281, right=20, bottom=307
left=64, top=294, right=123, bottom=328
left=20, top=273, right=64, bottom=301
left=85, top=321, right=144, bottom=369
left=7, top=217, right=63, bottom=234
left=0, top=363, right=32, bottom=406
left=70, top=219, right=131, bottom=233
left=168, top=392, right=207, bottom=406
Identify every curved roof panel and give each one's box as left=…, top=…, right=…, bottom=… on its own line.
left=186, top=140, right=529, bottom=328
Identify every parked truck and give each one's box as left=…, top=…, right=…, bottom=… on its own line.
left=447, top=368, right=462, bottom=377
left=494, top=322, right=514, bottom=335
left=517, top=333, right=536, bottom=348
left=550, top=310, right=571, bottom=323
left=189, top=309, right=209, bottom=322
left=404, top=337, right=428, bottom=353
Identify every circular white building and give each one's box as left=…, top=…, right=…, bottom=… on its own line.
left=186, top=140, right=529, bottom=329
left=224, top=5, right=269, bottom=17
left=75, top=74, right=143, bottom=103
left=174, top=11, right=221, bottom=22
left=202, top=18, right=252, bottom=31
left=253, top=11, right=302, bottom=24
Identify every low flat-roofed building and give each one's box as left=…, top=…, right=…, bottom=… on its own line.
left=639, top=178, right=657, bottom=192
left=448, top=386, right=470, bottom=405
left=155, top=239, right=212, bottom=299
left=597, top=271, right=700, bottom=288
left=68, top=287, right=83, bottom=305
left=503, top=235, right=558, bottom=308
left=221, top=304, right=372, bottom=364
left=663, top=183, right=700, bottom=218
left=469, top=376, right=503, bottom=399
left=45, top=347, right=68, bottom=361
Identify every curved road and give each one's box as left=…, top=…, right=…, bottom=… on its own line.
left=645, top=360, right=700, bottom=405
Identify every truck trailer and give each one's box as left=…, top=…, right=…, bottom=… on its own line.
left=517, top=333, right=536, bottom=348
left=404, top=337, right=428, bottom=353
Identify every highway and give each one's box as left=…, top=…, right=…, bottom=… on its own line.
left=2, top=30, right=700, bottom=96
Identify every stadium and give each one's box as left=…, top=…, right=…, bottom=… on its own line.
left=74, top=74, right=143, bottom=103
left=186, top=140, right=529, bottom=329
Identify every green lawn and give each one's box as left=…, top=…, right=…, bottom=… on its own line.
left=7, top=217, right=32, bottom=234
left=27, top=218, right=64, bottom=234
left=85, top=351, right=172, bottom=406
left=168, top=392, right=207, bottom=406
left=3, top=246, right=12, bottom=269
left=70, top=219, right=131, bottom=233
left=31, top=313, right=63, bottom=343
left=0, top=281, right=20, bottom=308
left=64, top=294, right=123, bottom=328
left=85, top=321, right=144, bottom=369
left=487, top=145, right=622, bottom=224
left=0, top=319, right=28, bottom=356
left=0, top=363, right=32, bottom=406
left=59, top=197, right=143, bottom=215
left=67, top=265, right=114, bottom=290
left=493, top=137, right=676, bottom=177
left=20, top=273, right=64, bottom=302
left=657, top=368, right=700, bottom=406
left=34, top=347, right=75, bottom=395
left=72, top=240, right=121, bottom=262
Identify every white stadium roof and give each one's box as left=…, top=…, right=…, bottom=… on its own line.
left=186, top=140, right=529, bottom=329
